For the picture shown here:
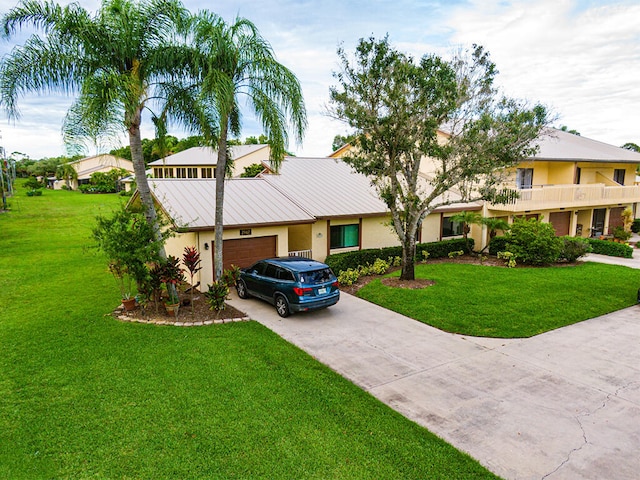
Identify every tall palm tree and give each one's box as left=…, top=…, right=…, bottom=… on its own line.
left=191, top=13, right=307, bottom=280
left=0, top=0, right=202, bottom=258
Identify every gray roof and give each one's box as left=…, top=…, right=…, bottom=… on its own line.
left=148, top=144, right=269, bottom=166
left=262, top=157, right=389, bottom=218
left=148, top=178, right=314, bottom=229
left=533, top=129, right=640, bottom=163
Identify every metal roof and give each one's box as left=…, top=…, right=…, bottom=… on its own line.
left=261, top=157, right=389, bottom=217
left=533, top=129, right=640, bottom=163
left=148, top=178, right=315, bottom=229
left=148, top=145, right=269, bottom=166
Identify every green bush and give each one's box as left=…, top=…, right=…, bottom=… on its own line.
left=337, top=268, right=360, bottom=286
left=488, top=236, right=508, bottom=256
left=26, top=189, right=42, bottom=197
left=631, top=219, right=640, bottom=234
left=559, top=236, right=592, bottom=262
left=325, top=238, right=471, bottom=274
left=205, top=281, right=229, bottom=313
left=505, top=217, right=562, bottom=265
left=587, top=238, right=633, bottom=258
left=23, top=176, right=44, bottom=190
left=612, top=226, right=632, bottom=241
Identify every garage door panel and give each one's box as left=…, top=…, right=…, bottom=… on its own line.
left=215, top=236, right=277, bottom=273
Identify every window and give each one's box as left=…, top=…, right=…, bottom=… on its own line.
left=163, top=167, right=174, bottom=178
left=614, top=169, right=625, bottom=185
left=330, top=224, right=359, bottom=249
left=442, top=217, right=463, bottom=237
left=154, top=168, right=163, bottom=178
left=176, top=167, right=187, bottom=178
left=516, top=168, right=533, bottom=189
left=201, top=167, right=213, bottom=179
left=187, top=167, right=198, bottom=179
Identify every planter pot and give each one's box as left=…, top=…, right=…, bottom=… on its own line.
left=165, top=303, right=180, bottom=317
left=122, top=297, right=137, bottom=311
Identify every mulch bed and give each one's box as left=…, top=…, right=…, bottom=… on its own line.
left=112, top=289, right=248, bottom=326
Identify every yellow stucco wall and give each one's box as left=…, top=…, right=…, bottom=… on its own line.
left=361, top=216, right=398, bottom=249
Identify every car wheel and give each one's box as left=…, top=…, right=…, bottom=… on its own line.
left=275, top=294, right=290, bottom=318
left=236, top=279, right=249, bottom=299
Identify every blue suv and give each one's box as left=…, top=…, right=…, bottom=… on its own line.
left=236, top=257, right=340, bottom=317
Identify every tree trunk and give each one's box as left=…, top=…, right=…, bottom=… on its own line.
left=213, top=119, right=229, bottom=281
left=128, top=106, right=168, bottom=262
left=400, top=233, right=417, bottom=281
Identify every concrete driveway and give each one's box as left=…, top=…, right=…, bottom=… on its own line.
left=227, top=290, right=640, bottom=480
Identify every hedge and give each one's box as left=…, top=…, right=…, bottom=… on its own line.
left=587, top=238, right=633, bottom=258
left=324, top=238, right=473, bottom=274
left=492, top=235, right=633, bottom=259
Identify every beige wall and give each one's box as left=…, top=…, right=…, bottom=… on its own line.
left=361, top=217, right=398, bottom=249
left=164, top=225, right=289, bottom=287
left=231, top=147, right=270, bottom=176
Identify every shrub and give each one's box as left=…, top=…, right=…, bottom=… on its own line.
left=488, top=236, right=508, bottom=256
left=337, top=268, right=360, bottom=286
left=205, top=281, right=229, bottom=313
left=368, top=258, right=390, bottom=275
left=612, top=226, right=632, bottom=242
left=505, top=217, right=562, bottom=265
left=497, top=251, right=516, bottom=268
left=587, top=239, right=633, bottom=258
left=221, top=265, right=241, bottom=287
left=631, top=219, right=640, bottom=234
left=324, top=238, right=471, bottom=274
left=23, top=176, right=44, bottom=190
left=559, top=236, right=592, bottom=262
left=448, top=250, right=464, bottom=258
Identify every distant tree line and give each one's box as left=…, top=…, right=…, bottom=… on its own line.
left=10, top=134, right=271, bottom=178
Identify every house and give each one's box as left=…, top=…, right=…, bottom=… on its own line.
left=134, top=156, right=475, bottom=284
left=147, top=144, right=270, bottom=180
left=332, top=128, right=640, bottom=249
left=483, top=129, right=640, bottom=242
left=132, top=129, right=640, bottom=285
left=50, top=154, right=134, bottom=190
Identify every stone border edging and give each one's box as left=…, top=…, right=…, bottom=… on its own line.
left=113, top=306, right=251, bottom=326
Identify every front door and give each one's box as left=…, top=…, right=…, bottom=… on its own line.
left=592, top=209, right=606, bottom=237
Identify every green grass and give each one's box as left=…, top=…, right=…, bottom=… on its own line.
left=0, top=184, right=498, bottom=478
left=358, top=262, right=640, bottom=338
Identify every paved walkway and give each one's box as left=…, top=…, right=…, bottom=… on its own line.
left=228, top=264, right=640, bottom=479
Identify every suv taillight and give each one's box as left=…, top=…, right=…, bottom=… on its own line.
left=293, top=287, right=313, bottom=296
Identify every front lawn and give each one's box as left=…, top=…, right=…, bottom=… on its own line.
left=357, top=262, right=640, bottom=338
left=0, top=186, right=497, bottom=478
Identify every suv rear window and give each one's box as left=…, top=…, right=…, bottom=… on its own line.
left=299, top=268, right=333, bottom=284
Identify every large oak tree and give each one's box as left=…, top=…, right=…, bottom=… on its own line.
left=330, top=38, right=549, bottom=280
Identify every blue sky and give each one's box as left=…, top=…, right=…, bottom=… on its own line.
left=0, top=0, right=638, bottom=159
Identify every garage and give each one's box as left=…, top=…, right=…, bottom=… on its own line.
left=215, top=236, right=277, bottom=272
left=549, top=211, right=571, bottom=236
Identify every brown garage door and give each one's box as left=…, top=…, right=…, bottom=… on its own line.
left=549, top=211, right=571, bottom=236
left=215, top=236, right=277, bottom=272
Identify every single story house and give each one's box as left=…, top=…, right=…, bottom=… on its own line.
left=50, top=154, right=134, bottom=190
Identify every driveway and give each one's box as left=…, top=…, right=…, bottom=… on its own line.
left=227, top=289, right=640, bottom=480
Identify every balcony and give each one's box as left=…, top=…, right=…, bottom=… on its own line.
left=489, top=183, right=640, bottom=212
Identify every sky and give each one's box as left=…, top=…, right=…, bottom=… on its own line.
left=0, top=0, right=638, bottom=159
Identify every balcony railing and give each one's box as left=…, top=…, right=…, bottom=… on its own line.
left=489, top=183, right=640, bottom=212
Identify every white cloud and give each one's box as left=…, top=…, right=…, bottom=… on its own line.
left=444, top=0, right=640, bottom=146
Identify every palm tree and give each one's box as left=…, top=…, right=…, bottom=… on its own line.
left=0, top=0, right=202, bottom=259
left=450, top=211, right=482, bottom=254
left=55, top=162, right=78, bottom=190
left=481, top=217, right=510, bottom=252
left=190, top=13, right=307, bottom=280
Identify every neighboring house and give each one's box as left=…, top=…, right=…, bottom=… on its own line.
left=134, top=156, right=475, bottom=284
left=50, top=154, right=134, bottom=190
left=148, top=144, right=270, bottom=180
left=331, top=128, right=640, bottom=248
left=484, top=129, right=640, bottom=241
